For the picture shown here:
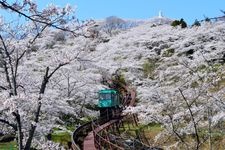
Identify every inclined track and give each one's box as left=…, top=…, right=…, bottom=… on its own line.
left=72, top=85, right=136, bottom=150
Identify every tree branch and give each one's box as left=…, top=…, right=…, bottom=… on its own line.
left=168, top=114, right=189, bottom=149
left=179, top=88, right=200, bottom=150
left=0, top=1, right=80, bottom=37
left=0, top=86, right=7, bottom=90
left=0, top=118, right=17, bottom=131
left=24, top=62, right=68, bottom=150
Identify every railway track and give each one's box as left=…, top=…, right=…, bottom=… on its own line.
left=71, top=74, right=141, bottom=150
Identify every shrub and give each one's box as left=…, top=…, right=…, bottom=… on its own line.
left=190, top=81, right=199, bottom=88
left=171, top=18, right=187, bottom=28
left=180, top=19, right=187, bottom=28
left=192, top=19, right=201, bottom=27
left=171, top=20, right=180, bottom=27
left=205, top=17, right=211, bottom=22
left=108, top=71, right=128, bottom=94
left=142, top=58, right=159, bottom=79
left=162, top=48, right=175, bottom=57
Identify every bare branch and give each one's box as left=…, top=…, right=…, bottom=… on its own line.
left=168, top=114, right=189, bottom=149
left=0, top=86, right=7, bottom=90
left=179, top=88, right=200, bottom=150
left=28, top=24, right=48, bottom=44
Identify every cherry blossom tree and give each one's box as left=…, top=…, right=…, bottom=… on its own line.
left=0, top=0, right=91, bottom=149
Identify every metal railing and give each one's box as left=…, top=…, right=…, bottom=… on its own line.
left=92, top=119, right=124, bottom=150
left=71, top=85, right=137, bottom=150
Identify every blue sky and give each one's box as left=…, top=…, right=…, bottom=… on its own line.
left=2, top=0, right=225, bottom=24
left=38, top=0, right=225, bottom=24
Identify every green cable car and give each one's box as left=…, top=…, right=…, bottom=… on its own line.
left=98, top=89, right=120, bottom=108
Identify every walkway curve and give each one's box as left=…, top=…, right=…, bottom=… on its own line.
left=72, top=84, right=136, bottom=150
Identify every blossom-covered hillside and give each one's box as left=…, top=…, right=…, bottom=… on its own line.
left=23, top=20, right=225, bottom=147
left=1, top=15, right=225, bottom=148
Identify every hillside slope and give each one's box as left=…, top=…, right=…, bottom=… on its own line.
left=28, top=21, right=225, bottom=120
left=2, top=20, right=225, bottom=148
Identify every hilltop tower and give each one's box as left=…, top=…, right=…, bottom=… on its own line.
left=158, top=11, right=163, bottom=18
left=148, top=11, right=173, bottom=25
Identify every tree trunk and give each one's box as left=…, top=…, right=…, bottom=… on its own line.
left=13, top=112, right=23, bottom=150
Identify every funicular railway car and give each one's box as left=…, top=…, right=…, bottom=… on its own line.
left=98, top=89, right=122, bottom=119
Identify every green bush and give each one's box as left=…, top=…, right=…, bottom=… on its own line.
left=162, top=48, right=175, bottom=57
left=205, top=17, right=211, bottom=22
left=142, top=58, right=159, bottom=79
left=180, top=19, right=187, bottom=28
left=171, top=20, right=180, bottom=27
left=171, top=18, right=187, bottom=28
left=192, top=19, right=201, bottom=27
left=190, top=81, right=199, bottom=88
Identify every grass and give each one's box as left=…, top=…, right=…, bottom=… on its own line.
left=0, top=141, right=17, bottom=150
left=119, top=122, right=163, bottom=146
left=51, top=130, right=71, bottom=149
left=119, top=121, right=225, bottom=149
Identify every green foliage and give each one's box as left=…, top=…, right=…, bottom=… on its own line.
left=112, top=72, right=126, bottom=85
left=171, top=20, right=180, bottom=27
left=197, top=64, right=207, bottom=72
left=59, top=114, right=77, bottom=127
left=0, top=141, right=17, bottom=150
left=51, top=130, right=71, bottom=149
left=108, top=70, right=130, bottom=96
left=205, top=17, right=211, bottom=22
left=210, top=78, right=225, bottom=92
left=84, top=103, right=99, bottom=111
left=170, top=75, right=180, bottom=83
left=180, top=18, right=187, bottom=28
left=211, top=63, right=222, bottom=72
left=162, top=48, right=175, bottom=57
left=192, top=19, right=201, bottom=27
left=142, top=58, right=159, bottom=79
left=190, top=81, right=199, bottom=88
left=171, top=18, right=187, bottom=28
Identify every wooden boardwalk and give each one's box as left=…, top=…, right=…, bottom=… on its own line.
left=83, top=131, right=96, bottom=150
